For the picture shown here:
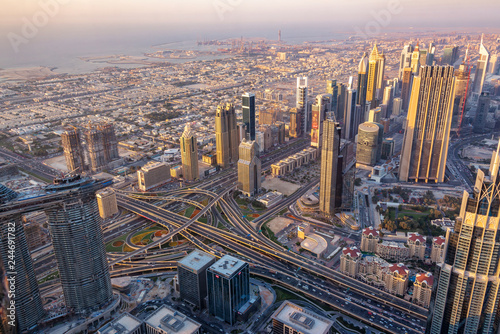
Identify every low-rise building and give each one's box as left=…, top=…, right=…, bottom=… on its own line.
left=431, top=236, right=446, bottom=263
left=97, top=313, right=142, bottom=334
left=145, top=305, right=201, bottom=334
left=340, top=247, right=362, bottom=277
left=137, top=161, right=171, bottom=191
left=413, top=272, right=433, bottom=308
left=96, top=188, right=118, bottom=219
left=430, top=217, right=455, bottom=231
left=271, top=147, right=318, bottom=177
left=360, top=226, right=380, bottom=253
left=377, top=241, right=409, bottom=262
left=407, top=233, right=426, bottom=260
left=257, top=191, right=283, bottom=207
left=271, top=301, right=334, bottom=334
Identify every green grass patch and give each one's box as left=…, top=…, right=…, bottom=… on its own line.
left=336, top=317, right=366, bottom=334
left=198, top=217, right=208, bottom=224
left=38, top=271, right=59, bottom=284
left=106, top=233, right=129, bottom=252
left=184, top=206, right=195, bottom=218
left=217, top=222, right=228, bottom=230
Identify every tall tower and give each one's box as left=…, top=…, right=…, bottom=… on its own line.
left=473, top=92, right=491, bottom=133
left=335, top=82, right=346, bottom=122
left=451, top=56, right=470, bottom=131
left=399, top=43, right=414, bottom=80
left=216, top=103, right=239, bottom=168
left=0, top=215, right=45, bottom=332
left=399, top=66, right=456, bottom=183
left=319, top=120, right=342, bottom=215
left=411, top=43, right=421, bottom=74
left=84, top=123, right=119, bottom=172
left=100, top=123, right=119, bottom=162
left=311, top=94, right=332, bottom=148
left=357, top=53, right=369, bottom=112
left=401, top=67, right=413, bottom=112
left=62, top=128, right=86, bottom=173
left=289, top=108, right=302, bottom=138
left=375, top=51, right=386, bottom=101
left=429, top=141, right=500, bottom=333
left=45, top=177, right=113, bottom=313
left=366, top=44, right=380, bottom=108
left=326, top=80, right=338, bottom=114
left=296, top=77, right=308, bottom=133
left=237, top=140, right=261, bottom=196
left=180, top=124, right=199, bottom=181
left=343, top=84, right=359, bottom=140
left=242, top=92, right=256, bottom=141
left=472, top=34, right=490, bottom=94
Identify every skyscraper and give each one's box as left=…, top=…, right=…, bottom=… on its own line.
left=177, top=250, right=216, bottom=309
left=342, top=85, right=359, bottom=140
left=472, top=34, right=490, bottom=95
left=357, top=52, right=369, bottom=111
left=319, top=120, right=342, bottom=215
left=180, top=124, right=199, bottom=181
left=207, top=255, right=250, bottom=325
left=45, top=176, right=113, bottom=313
left=489, top=53, right=500, bottom=75
left=411, top=43, right=421, bottom=74
left=399, top=66, right=456, bottom=183
left=356, top=122, right=384, bottom=166
left=237, top=139, right=261, bottom=196
left=289, top=107, right=302, bottom=138
left=375, top=51, right=386, bottom=101
left=451, top=59, right=470, bottom=131
left=242, top=92, right=256, bottom=141
left=84, top=123, right=119, bottom=172
left=442, top=45, right=459, bottom=65
left=311, top=94, right=332, bottom=148
left=401, top=67, right=413, bottom=112
left=473, top=92, right=491, bottom=133
left=366, top=44, right=381, bottom=107
left=429, top=140, right=500, bottom=333
left=382, top=85, right=394, bottom=117
left=0, top=215, right=45, bottom=332
left=62, top=127, right=86, bottom=173
left=296, top=77, right=308, bottom=133
left=399, top=43, right=414, bottom=80
left=216, top=103, right=239, bottom=168
left=326, top=79, right=338, bottom=114
left=335, top=82, right=346, bottom=122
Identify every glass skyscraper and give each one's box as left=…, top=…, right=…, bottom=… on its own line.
left=242, top=93, right=256, bottom=141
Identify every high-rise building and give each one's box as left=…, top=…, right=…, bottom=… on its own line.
left=430, top=236, right=446, bottom=264
left=137, top=161, right=171, bottom=191
left=356, top=122, right=384, bottom=166
left=311, top=94, right=332, bottom=148
left=429, top=141, right=500, bottom=333
left=399, top=43, right=414, bottom=80
left=85, top=123, right=119, bottom=172
left=401, top=67, right=413, bottom=112
left=340, top=246, right=362, bottom=277
left=375, top=51, right=386, bottom=101
left=357, top=52, right=369, bottom=111
left=336, top=82, right=346, bottom=122
left=96, top=188, right=118, bottom=219
left=472, top=35, right=490, bottom=94
left=242, top=93, right=256, bottom=141
left=326, top=80, right=338, bottom=114
left=427, top=44, right=436, bottom=66
left=342, top=85, right=359, bottom=140
left=45, top=177, right=113, bottom=313
left=399, top=66, right=455, bottom=183
left=489, top=53, right=500, bottom=75
left=392, top=97, right=403, bottom=116
left=413, top=273, right=433, bottom=308
left=216, top=103, right=239, bottom=168
left=237, top=140, right=261, bottom=196
left=319, top=120, right=342, bottom=215
left=411, top=43, right=421, bottom=74
left=382, top=85, right=394, bottom=117
left=207, top=255, right=250, bottom=325
left=366, top=44, right=381, bottom=107
left=0, top=215, right=45, bottom=332
left=289, top=108, right=302, bottom=138
left=442, top=45, right=460, bottom=65
left=180, top=124, right=199, bottom=181
left=296, top=77, right=308, bottom=133
left=62, top=128, right=86, bottom=173
left=145, top=305, right=201, bottom=334
left=271, top=301, right=334, bottom=334
left=177, top=250, right=216, bottom=309
left=451, top=60, right=470, bottom=131
left=473, top=92, right=491, bottom=133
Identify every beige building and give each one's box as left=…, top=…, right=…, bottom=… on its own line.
left=407, top=233, right=426, bottom=260
left=145, top=305, right=201, bottom=334
left=383, top=263, right=409, bottom=296
left=319, top=120, right=342, bottom=215
left=430, top=236, right=446, bottom=263
left=137, top=161, right=171, bottom=191
left=237, top=140, right=261, bottom=196
left=215, top=103, right=239, bottom=168
left=360, top=226, right=380, bottom=253
left=180, top=124, right=199, bottom=181
left=96, top=188, right=118, bottom=219
left=413, top=272, right=433, bottom=308
left=377, top=241, right=409, bottom=262
left=271, top=147, right=318, bottom=177
left=340, top=247, right=362, bottom=277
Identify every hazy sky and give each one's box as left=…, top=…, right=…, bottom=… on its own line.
left=1, top=0, right=499, bottom=67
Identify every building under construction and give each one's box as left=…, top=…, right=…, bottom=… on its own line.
left=85, top=123, right=119, bottom=172
left=62, top=127, right=86, bottom=173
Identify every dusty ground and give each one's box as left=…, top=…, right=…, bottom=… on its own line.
left=262, top=176, right=301, bottom=196
left=462, top=145, right=493, bottom=161
left=0, top=67, right=58, bottom=81
left=267, top=217, right=294, bottom=235
left=43, top=155, right=68, bottom=172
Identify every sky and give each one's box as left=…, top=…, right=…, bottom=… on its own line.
left=1, top=0, right=499, bottom=67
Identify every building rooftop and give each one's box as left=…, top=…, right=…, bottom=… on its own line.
left=388, top=263, right=409, bottom=277
left=362, top=226, right=379, bottom=237
left=177, top=250, right=216, bottom=272
left=415, top=272, right=434, bottom=286
left=98, top=313, right=142, bottom=334
left=342, top=246, right=362, bottom=259
left=140, top=161, right=169, bottom=172
left=271, top=301, right=333, bottom=334
left=209, top=255, right=247, bottom=278
left=408, top=233, right=426, bottom=244
left=145, top=305, right=201, bottom=334
left=433, top=236, right=446, bottom=245
left=301, top=233, right=327, bottom=256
